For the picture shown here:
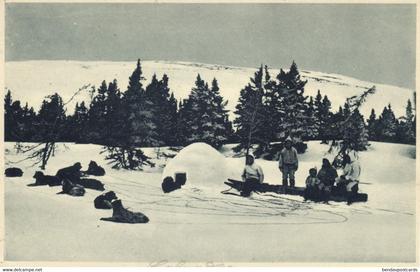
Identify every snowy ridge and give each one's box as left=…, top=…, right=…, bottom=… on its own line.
left=5, top=60, right=414, bottom=118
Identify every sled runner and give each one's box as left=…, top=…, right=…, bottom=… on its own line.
left=224, top=178, right=368, bottom=203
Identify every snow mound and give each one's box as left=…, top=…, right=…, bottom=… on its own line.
left=162, top=142, right=228, bottom=190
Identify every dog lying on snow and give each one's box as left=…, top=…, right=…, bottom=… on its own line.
left=56, top=162, right=84, bottom=183
left=100, top=199, right=149, bottom=224
left=78, top=178, right=105, bottom=191
left=55, top=162, right=105, bottom=191
left=5, top=167, right=23, bottom=177
left=85, top=161, right=106, bottom=176
left=57, top=179, right=85, bottom=197
left=29, top=171, right=61, bottom=186
left=94, top=191, right=118, bottom=209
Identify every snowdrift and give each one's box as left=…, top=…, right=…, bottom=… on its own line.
left=162, top=142, right=228, bottom=190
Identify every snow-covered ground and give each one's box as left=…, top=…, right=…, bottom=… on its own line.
left=4, top=141, right=416, bottom=263
left=5, top=60, right=414, bottom=118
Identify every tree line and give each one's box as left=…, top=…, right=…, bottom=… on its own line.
left=4, top=59, right=416, bottom=168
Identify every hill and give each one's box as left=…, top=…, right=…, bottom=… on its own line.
left=5, top=60, right=414, bottom=118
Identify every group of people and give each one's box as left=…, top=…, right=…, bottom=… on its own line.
left=241, top=137, right=362, bottom=204
left=304, top=153, right=361, bottom=204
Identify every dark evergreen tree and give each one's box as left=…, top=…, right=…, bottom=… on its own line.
left=145, top=74, right=178, bottom=146
left=304, top=96, right=317, bottom=140
left=86, top=80, right=108, bottom=143
left=233, top=66, right=266, bottom=154
left=20, top=103, right=36, bottom=141
left=209, top=78, right=233, bottom=146
left=67, top=101, right=89, bottom=142
left=4, top=90, right=21, bottom=141
left=178, top=74, right=231, bottom=148
left=104, top=79, right=123, bottom=145
left=397, top=99, right=416, bottom=144
left=342, top=109, right=369, bottom=151
left=367, top=109, right=379, bottom=141
left=328, top=86, right=376, bottom=166
left=275, top=61, right=314, bottom=150
left=102, top=59, right=156, bottom=170
left=314, top=90, right=332, bottom=143
left=260, top=65, right=283, bottom=147
left=34, top=93, right=66, bottom=142
left=121, top=59, right=159, bottom=147
left=377, top=104, right=398, bottom=142
left=329, top=106, right=344, bottom=144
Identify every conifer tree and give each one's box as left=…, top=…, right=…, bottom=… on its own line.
left=87, top=80, right=108, bottom=143
left=275, top=61, right=314, bottom=150
left=233, top=66, right=266, bottom=154
left=103, top=59, right=156, bottom=170
left=397, top=99, right=416, bottom=144
left=178, top=74, right=230, bottom=148
left=4, top=90, right=20, bottom=141
left=314, top=90, right=332, bottom=143
left=121, top=59, right=159, bottom=147
left=342, top=109, right=369, bottom=151
left=68, top=101, right=89, bottom=142
left=377, top=104, right=398, bottom=142
left=367, top=109, right=378, bottom=141
left=145, top=74, right=178, bottom=146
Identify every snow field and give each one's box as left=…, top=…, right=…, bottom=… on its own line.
left=4, top=141, right=417, bottom=262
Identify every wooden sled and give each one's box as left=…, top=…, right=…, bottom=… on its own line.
left=224, top=179, right=368, bottom=203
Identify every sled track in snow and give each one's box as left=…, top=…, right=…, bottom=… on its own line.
left=105, top=174, right=350, bottom=225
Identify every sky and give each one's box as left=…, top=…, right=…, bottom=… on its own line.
left=5, top=3, right=416, bottom=89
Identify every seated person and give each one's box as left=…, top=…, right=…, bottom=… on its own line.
left=335, top=154, right=361, bottom=204
left=317, top=158, right=338, bottom=202
left=241, top=155, right=264, bottom=197
left=304, top=168, right=322, bottom=201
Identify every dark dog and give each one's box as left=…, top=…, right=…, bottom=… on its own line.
left=56, top=162, right=83, bottom=183
left=94, top=191, right=118, bottom=209
left=161, top=176, right=181, bottom=193
left=85, top=161, right=105, bottom=176
left=31, top=171, right=61, bottom=186
left=77, top=178, right=105, bottom=191
left=59, top=179, right=85, bottom=197
left=5, top=167, right=23, bottom=177
left=100, top=199, right=149, bottom=224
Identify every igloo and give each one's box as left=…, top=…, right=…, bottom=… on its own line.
left=162, top=142, right=228, bottom=190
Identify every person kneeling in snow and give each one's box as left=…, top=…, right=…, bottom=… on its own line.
left=335, top=154, right=361, bottom=205
left=241, top=155, right=264, bottom=197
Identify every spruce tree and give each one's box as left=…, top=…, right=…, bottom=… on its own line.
left=87, top=80, right=108, bottom=143
left=121, top=59, right=159, bottom=147
left=304, top=96, right=317, bottom=140
left=68, top=101, right=89, bottom=143
left=377, top=104, right=398, bottom=142
left=102, top=59, right=156, bottom=170
left=367, top=109, right=378, bottom=141
left=35, top=93, right=66, bottom=142
left=178, top=74, right=230, bottom=148
left=342, top=109, right=369, bottom=151
left=398, top=99, right=416, bottom=144
left=314, top=90, right=332, bottom=143
left=104, top=79, right=123, bottom=145
left=4, top=90, right=18, bottom=141
left=275, top=61, right=314, bottom=150
left=233, top=66, right=266, bottom=154
left=145, top=74, right=178, bottom=146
